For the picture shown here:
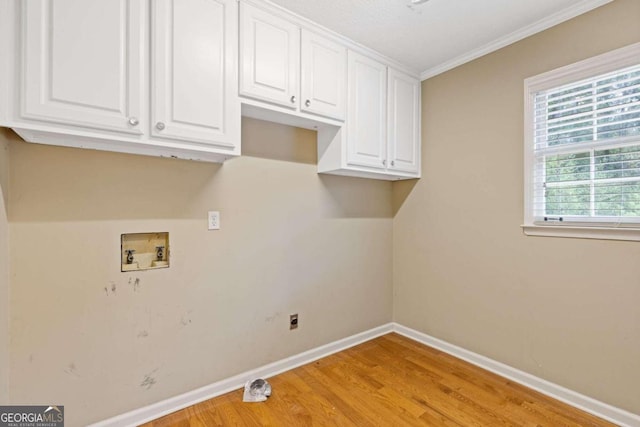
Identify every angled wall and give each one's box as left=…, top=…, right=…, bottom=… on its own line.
left=393, top=0, right=640, bottom=415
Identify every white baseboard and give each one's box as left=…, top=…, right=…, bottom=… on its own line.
left=393, top=323, right=640, bottom=427
left=91, top=321, right=639, bottom=427
left=88, top=323, right=394, bottom=427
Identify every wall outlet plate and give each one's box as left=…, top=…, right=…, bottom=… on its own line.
left=290, top=313, right=298, bottom=330
left=208, top=211, right=220, bottom=230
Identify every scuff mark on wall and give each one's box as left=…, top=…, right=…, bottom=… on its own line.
left=104, top=282, right=117, bottom=296
left=64, top=362, right=81, bottom=378
left=137, top=330, right=148, bottom=338
left=180, top=311, right=193, bottom=327
left=128, top=277, right=141, bottom=292
left=265, top=312, right=281, bottom=323
left=140, top=368, right=159, bottom=390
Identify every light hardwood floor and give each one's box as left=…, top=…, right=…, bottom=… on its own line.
left=142, top=333, right=615, bottom=426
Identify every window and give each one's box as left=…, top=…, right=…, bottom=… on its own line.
left=524, top=42, right=640, bottom=241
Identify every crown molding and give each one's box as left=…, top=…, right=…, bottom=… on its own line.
left=420, top=0, right=614, bottom=81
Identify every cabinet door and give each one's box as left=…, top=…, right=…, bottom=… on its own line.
left=152, top=0, right=239, bottom=148
left=346, top=51, right=387, bottom=169
left=22, top=0, right=144, bottom=134
left=239, top=3, right=299, bottom=109
left=300, top=30, right=346, bottom=120
left=387, top=69, right=420, bottom=174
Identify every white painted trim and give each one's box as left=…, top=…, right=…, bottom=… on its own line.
left=521, top=225, right=640, bottom=241
left=89, top=322, right=639, bottom=427
left=420, top=0, right=613, bottom=80
left=393, top=323, right=640, bottom=427
left=88, top=323, right=394, bottom=427
left=523, top=42, right=640, bottom=236
left=524, top=41, right=640, bottom=93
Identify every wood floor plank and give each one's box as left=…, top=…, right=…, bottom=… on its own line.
left=381, top=334, right=597, bottom=427
left=342, top=341, right=507, bottom=426
left=301, top=361, right=412, bottom=426
left=141, top=333, right=616, bottom=427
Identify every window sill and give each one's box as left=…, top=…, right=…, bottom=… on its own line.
left=521, top=225, right=640, bottom=242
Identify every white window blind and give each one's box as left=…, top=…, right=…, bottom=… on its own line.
left=528, top=54, right=640, bottom=227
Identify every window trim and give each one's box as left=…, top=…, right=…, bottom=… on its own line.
left=523, top=42, right=640, bottom=241
left=521, top=224, right=640, bottom=242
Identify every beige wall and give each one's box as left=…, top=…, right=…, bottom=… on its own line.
left=393, top=0, right=640, bottom=415
left=5, top=0, right=640, bottom=423
left=0, top=129, right=11, bottom=404
left=8, top=118, right=393, bottom=426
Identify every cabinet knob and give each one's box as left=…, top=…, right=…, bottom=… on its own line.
left=156, top=122, right=165, bottom=131
left=382, top=159, right=386, bottom=166
left=290, top=95, right=296, bottom=104
left=128, top=117, right=139, bottom=126
left=305, top=99, right=311, bottom=107
left=391, top=160, right=395, bottom=166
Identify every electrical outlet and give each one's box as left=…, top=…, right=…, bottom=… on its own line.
left=289, top=313, right=298, bottom=330
left=208, top=211, right=220, bottom=230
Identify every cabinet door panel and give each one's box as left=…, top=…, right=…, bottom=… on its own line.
left=240, top=3, right=299, bottom=108
left=22, top=0, right=144, bottom=134
left=388, top=69, right=420, bottom=174
left=152, top=0, right=239, bottom=148
left=301, top=30, right=346, bottom=120
left=346, top=51, right=386, bottom=169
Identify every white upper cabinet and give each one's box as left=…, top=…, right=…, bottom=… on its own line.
left=387, top=68, right=420, bottom=174
left=22, top=0, right=144, bottom=135
left=300, top=30, right=346, bottom=120
left=346, top=51, right=387, bottom=169
left=239, top=3, right=346, bottom=122
left=239, top=2, right=300, bottom=109
left=10, top=0, right=240, bottom=162
left=152, top=0, right=239, bottom=148
left=3, top=0, right=419, bottom=174
left=317, top=51, right=421, bottom=181
left=237, top=1, right=419, bottom=180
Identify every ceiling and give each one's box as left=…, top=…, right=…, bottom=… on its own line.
left=267, top=0, right=613, bottom=79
